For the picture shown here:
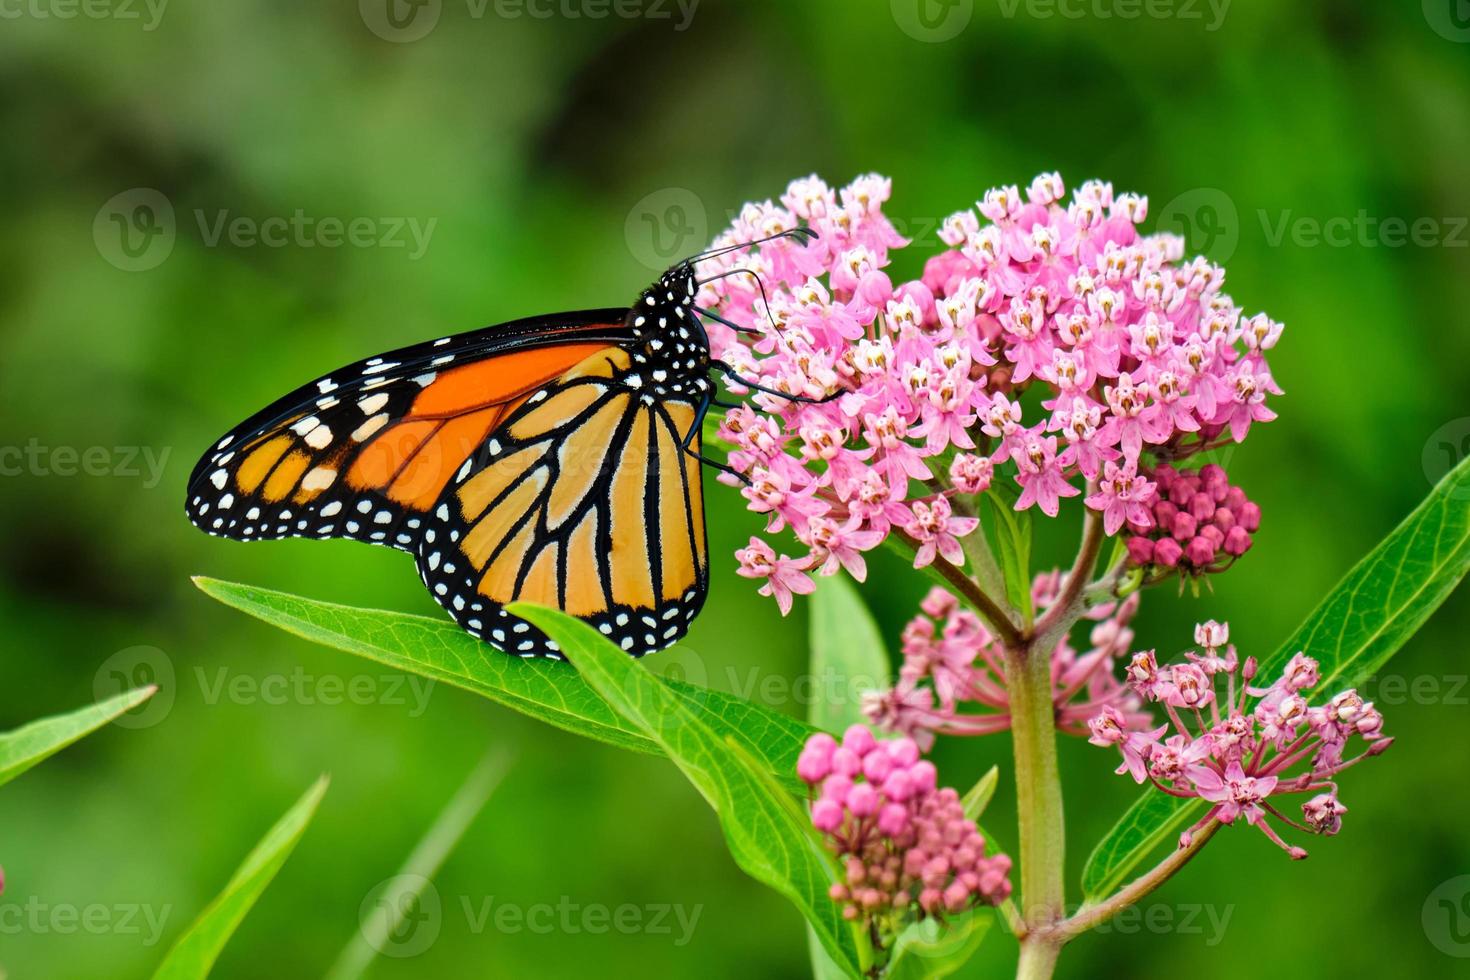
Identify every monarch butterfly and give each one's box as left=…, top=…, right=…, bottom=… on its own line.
left=185, top=229, right=816, bottom=659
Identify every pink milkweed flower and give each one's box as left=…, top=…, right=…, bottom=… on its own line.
left=867, top=575, right=1153, bottom=744
left=734, top=537, right=815, bottom=615
left=903, top=496, right=978, bottom=569
left=1015, top=435, right=1080, bottom=517
left=701, top=173, right=1282, bottom=614
left=1085, top=461, right=1157, bottom=535
left=1093, top=623, right=1391, bottom=860
left=799, top=726, right=1013, bottom=929
left=805, top=516, right=884, bottom=581
left=1219, top=363, right=1279, bottom=442
left=1088, top=707, right=1168, bottom=783
left=1193, top=761, right=1280, bottom=828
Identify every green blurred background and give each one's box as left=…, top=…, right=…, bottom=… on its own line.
left=2, top=1, right=1468, bottom=977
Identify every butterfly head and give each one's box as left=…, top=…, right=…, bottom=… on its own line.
left=623, top=261, right=710, bottom=378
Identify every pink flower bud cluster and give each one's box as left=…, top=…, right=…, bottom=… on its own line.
left=798, top=725, right=1012, bottom=923
left=704, top=173, right=1283, bottom=615
left=862, top=578, right=1152, bottom=748
left=1089, top=621, right=1391, bottom=859
left=1122, top=463, right=1261, bottom=575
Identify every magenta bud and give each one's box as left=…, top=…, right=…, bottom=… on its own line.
left=1171, top=511, right=1198, bottom=540
left=1225, top=486, right=1248, bottom=511
left=1154, top=537, right=1183, bottom=567
left=831, top=747, right=861, bottom=777
left=1190, top=492, right=1215, bottom=521
left=1153, top=500, right=1179, bottom=527
left=910, top=760, right=938, bottom=795
left=1200, top=524, right=1225, bottom=547
left=821, top=773, right=853, bottom=802
left=847, top=783, right=879, bottom=817
left=1223, top=525, right=1253, bottom=556
left=886, top=737, right=920, bottom=767
left=877, top=802, right=909, bottom=836
left=842, top=723, right=876, bottom=757
left=862, top=749, right=893, bottom=782
left=1126, top=536, right=1155, bottom=565
left=811, top=798, right=844, bottom=831
left=1212, top=506, right=1235, bottom=530
left=1185, top=535, right=1217, bottom=566
left=1153, top=464, right=1178, bottom=488
left=881, top=769, right=914, bottom=802
left=1239, top=501, right=1262, bottom=532
left=806, top=732, right=837, bottom=756
left=1200, top=463, right=1226, bottom=486
left=797, top=749, right=832, bottom=784
left=1168, top=481, right=1194, bottom=506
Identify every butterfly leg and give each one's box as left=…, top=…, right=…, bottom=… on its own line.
left=710, top=360, right=842, bottom=405
left=682, top=446, right=750, bottom=485
left=680, top=388, right=751, bottom=485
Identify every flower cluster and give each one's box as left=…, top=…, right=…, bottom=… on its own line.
left=863, top=577, right=1151, bottom=748
left=1122, top=463, right=1261, bottom=576
left=1089, top=622, right=1391, bottom=858
left=798, top=725, right=1012, bottom=925
left=709, top=173, right=1283, bottom=613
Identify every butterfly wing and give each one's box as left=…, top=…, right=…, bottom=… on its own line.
left=185, top=310, right=631, bottom=550
left=415, top=352, right=709, bottom=658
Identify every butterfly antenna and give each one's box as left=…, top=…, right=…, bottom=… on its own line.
left=685, top=227, right=816, bottom=266
left=695, top=266, right=790, bottom=344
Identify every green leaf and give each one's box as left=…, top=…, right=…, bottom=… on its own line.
left=961, top=766, right=1000, bottom=823
left=1258, top=453, right=1470, bottom=691
left=1080, top=790, right=1203, bottom=902
left=193, top=577, right=812, bottom=790
left=325, top=751, right=509, bottom=980
left=152, top=776, right=329, bottom=979
left=807, top=573, right=889, bottom=732
left=1081, top=456, right=1470, bottom=903
left=886, top=909, right=994, bottom=980
left=982, top=486, right=1033, bottom=627
left=0, top=686, right=156, bottom=789
left=512, top=602, right=867, bottom=979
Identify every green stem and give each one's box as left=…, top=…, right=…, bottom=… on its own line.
left=1057, top=821, right=1221, bottom=938
left=1005, top=641, right=1067, bottom=952
left=1015, top=936, right=1062, bottom=980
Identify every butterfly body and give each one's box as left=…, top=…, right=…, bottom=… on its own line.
left=187, top=261, right=716, bottom=659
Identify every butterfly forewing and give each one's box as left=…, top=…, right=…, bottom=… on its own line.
left=185, top=312, right=629, bottom=550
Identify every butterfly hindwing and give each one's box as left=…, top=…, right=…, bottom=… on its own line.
left=185, top=311, right=630, bottom=551
left=415, top=352, right=709, bottom=658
